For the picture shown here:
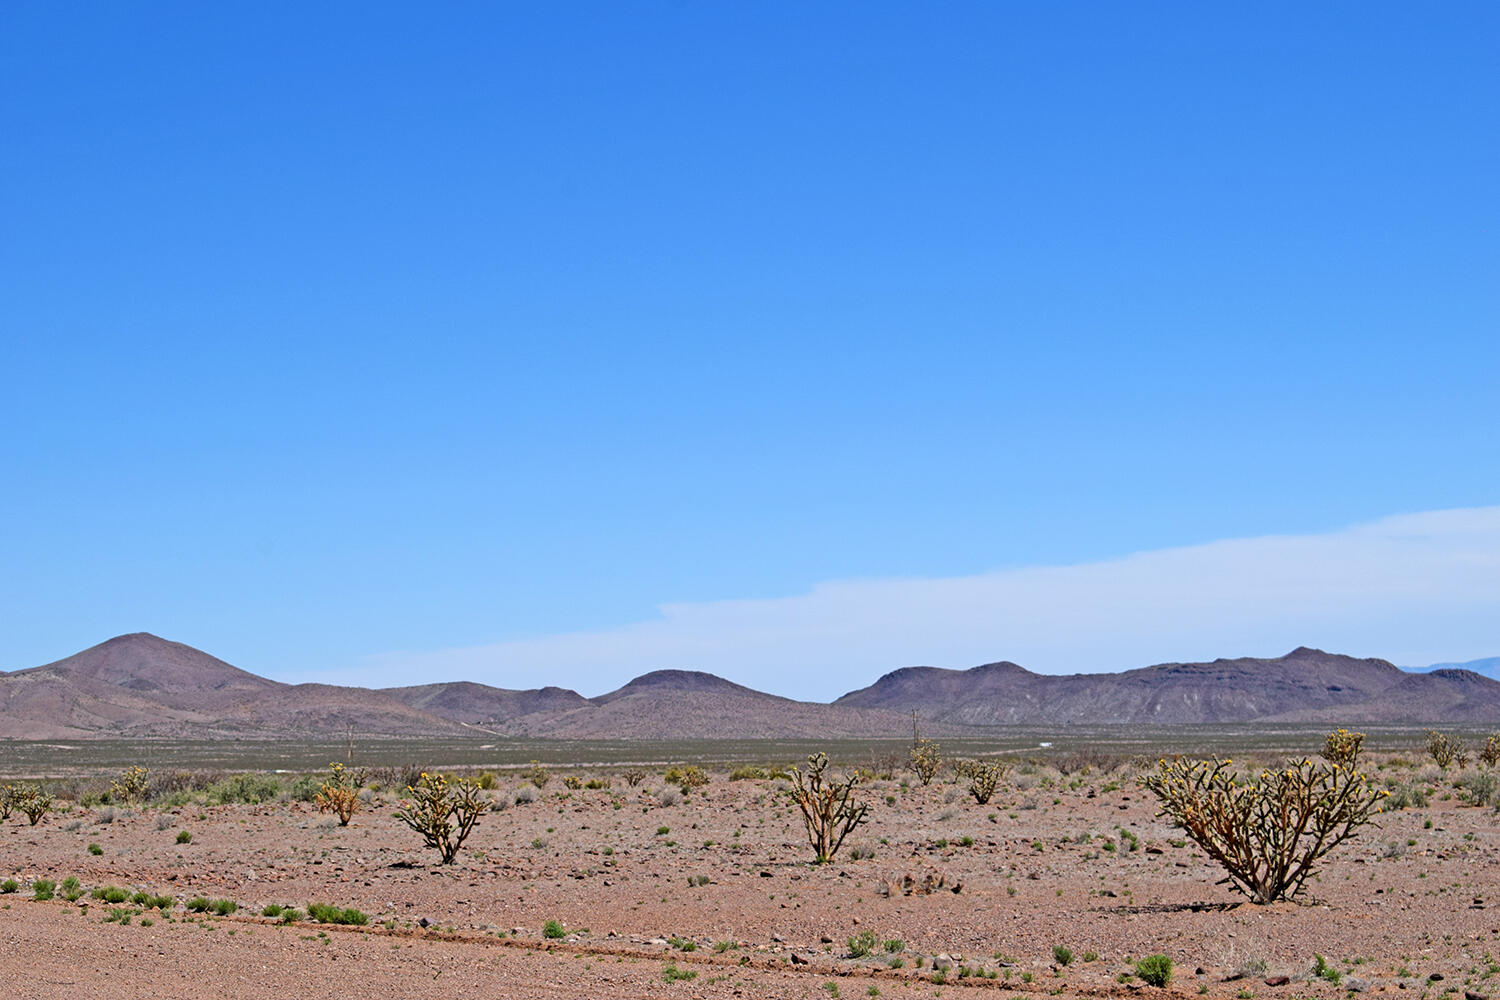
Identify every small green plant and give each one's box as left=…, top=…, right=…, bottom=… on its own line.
left=1135, top=954, right=1173, bottom=987
left=61, top=876, right=82, bottom=902
left=543, top=919, right=566, bottom=939
left=523, top=761, right=550, bottom=789
left=1054, top=945, right=1074, bottom=966
left=209, top=898, right=237, bottom=916
left=1, top=879, right=18, bottom=894
left=662, top=963, right=697, bottom=982
left=1082, top=950, right=1099, bottom=963
left=186, top=896, right=210, bottom=912
left=262, top=903, right=285, bottom=917
left=848, top=930, right=879, bottom=958
left=87, top=842, right=103, bottom=855
left=176, top=830, right=192, bottom=844
left=1313, top=955, right=1342, bottom=984
left=32, top=879, right=55, bottom=901
left=307, top=902, right=368, bottom=925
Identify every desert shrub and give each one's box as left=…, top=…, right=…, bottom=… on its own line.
left=204, top=773, right=282, bottom=805
left=31, top=879, right=55, bottom=901
left=1426, top=731, right=1465, bottom=770
left=909, top=740, right=942, bottom=786
left=475, top=771, right=498, bottom=790
left=1134, top=954, right=1173, bottom=987
left=543, top=918, right=566, bottom=939
left=393, top=772, right=487, bottom=864
left=0, top=879, right=17, bottom=893
left=1142, top=756, right=1386, bottom=903
left=307, top=902, right=368, bottom=925
left=675, top=766, right=709, bottom=794
left=787, top=753, right=870, bottom=864
left=1322, top=730, right=1365, bottom=769
left=522, top=762, right=550, bottom=789
left=109, top=766, right=151, bottom=807
left=0, top=784, right=17, bottom=821
left=13, top=785, right=53, bottom=825
left=584, top=776, right=611, bottom=790
left=1455, top=770, right=1498, bottom=807
left=514, top=785, right=538, bottom=805
left=1481, top=734, right=1500, bottom=769
left=287, top=775, right=322, bottom=802
left=561, top=775, right=582, bottom=790
left=657, top=787, right=681, bottom=807
left=848, top=930, right=879, bottom=958
left=209, top=898, right=237, bottom=916
left=729, top=765, right=768, bottom=781
left=313, top=762, right=362, bottom=827
left=966, top=760, right=1011, bottom=805
left=1053, top=945, right=1073, bottom=966
left=622, top=769, right=646, bottom=787
left=1384, top=779, right=1428, bottom=810
left=176, top=830, right=192, bottom=844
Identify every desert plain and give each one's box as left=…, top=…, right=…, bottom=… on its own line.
left=1, top=742, right=1496, bottom=1000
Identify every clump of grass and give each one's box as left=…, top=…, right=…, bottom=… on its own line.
left=543, top=919, right=566, bottom=939
left=61, top=876, right=82, bottom=902
left=662, top=963, right=697, bottom=982
left=0, top=879, right=18, bottom=894
left=185, top=896, right=210, bottom=912
left=307, top=902, right=367, bottom=925
left=1054, top=945, right=1074, bottom=966
left=209, top=898, right=237, bottom=916
left=32, top=879, right=55, bottom=901
left=848, top=930, right=878, bottom=958
left=176, top=830, right=193, bottom=844
left=1135, top=954, right=1173, bottom=987
left=87, top=843, right=103, bottom=856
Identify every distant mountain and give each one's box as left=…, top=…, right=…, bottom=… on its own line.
left=1407, top=657, right=1500, bottom=682
left=0, top=634, right=466, bottom=738
left=5, top=634, right=1500, bottom=740
left=836, top=647, right=1500, bottom=725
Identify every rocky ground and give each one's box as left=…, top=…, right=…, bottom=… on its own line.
left=1, top=756, right=1496, bottom=999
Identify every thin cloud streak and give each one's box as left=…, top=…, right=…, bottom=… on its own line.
left=349, top=507, right=1500, bottom=701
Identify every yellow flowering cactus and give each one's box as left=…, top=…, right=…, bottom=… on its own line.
left=1322, top=729, right=1365, bottom=768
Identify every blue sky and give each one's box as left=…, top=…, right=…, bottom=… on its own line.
left=2, top=3, right=1496, bottom=695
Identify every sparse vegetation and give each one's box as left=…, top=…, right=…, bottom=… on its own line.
left=109, top=765, right=151, bottom=807
left=966, top=759, right=1010, bottom=804
left=1322, top=730, right=1365, bottom=768
left=1426, top=730, right=1465, bottom=769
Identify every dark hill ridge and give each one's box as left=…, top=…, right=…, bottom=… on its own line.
left=834, top=647, right=1484, bottom=725
left=3, top=634, right=1500, bottom=739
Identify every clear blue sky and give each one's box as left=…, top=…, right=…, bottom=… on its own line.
left=3, top=3, right=1496, bottom=692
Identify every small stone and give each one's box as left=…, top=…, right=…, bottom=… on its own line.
left=1347, top=979, right=1370, bottom=993
left=820, top=935, right=833, bottom=944
left=1465, top=991, right=1487, bottom=1000
left=1265, top=976, right=1290, bottom=987
left=1430, top=974, right=1445, bottom=983
left=790, top=953, right=809, bottom=965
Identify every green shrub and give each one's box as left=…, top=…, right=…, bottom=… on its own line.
left=176, top=830, right=193, bottom=844
left=186, top=896, right=210, bottom=912
left=262, top=903, right=285, bottom=917
left=662, top=963, right=697, bottom=982
left=1053, top=945, right=1073, bottom=966
left=543, top=919, right=566, bottom=939
left=307, top=902, right=367, bottom=925
left=1135, top=955, right=1173, bottom=987
left=87, top=843, right=103, bottom=855
left=32, top=879, right=55, bottom=901
left=1, top=879, right=18, bottom=894
left=209, top=898, right=237, bottom=916
left=109, top=765, right=151, bottom=807
left=204, top=774, right=282, bottom=805
left=847, top=930, right=879, bottom=958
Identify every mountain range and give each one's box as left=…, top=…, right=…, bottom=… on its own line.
left=1, top=633, right=1498, bottom=739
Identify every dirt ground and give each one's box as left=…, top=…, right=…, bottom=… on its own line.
left=1, top=758, right=1496, bottom=999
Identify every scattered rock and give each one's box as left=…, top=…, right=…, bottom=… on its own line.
left=1265, top=976, right=1290, bottom=987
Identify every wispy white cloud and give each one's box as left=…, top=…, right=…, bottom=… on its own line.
left=344, top=506, right=1500, bottom=701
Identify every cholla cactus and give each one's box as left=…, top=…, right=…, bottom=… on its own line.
left=110, top=765, right=151, bottom=807
left=1480, top=734, right=1500, bottom=769
left=909, top=739, right=942, bottom=786
left=965, top=759, right=1011, bottom=805
left=1141, top=756, right=1386, bottom=903
left=1426, top=731, right=1465, bottom=770
left=393, top=772, right=487, bottom=864
left=314, top=762, right=362, bottom=827
left=1321, top=730, right=1365, bottom=769
left=787, top=753, right=869, bottom=864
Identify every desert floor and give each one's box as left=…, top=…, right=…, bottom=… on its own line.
left=0, top=757, right=1495, bottom=999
